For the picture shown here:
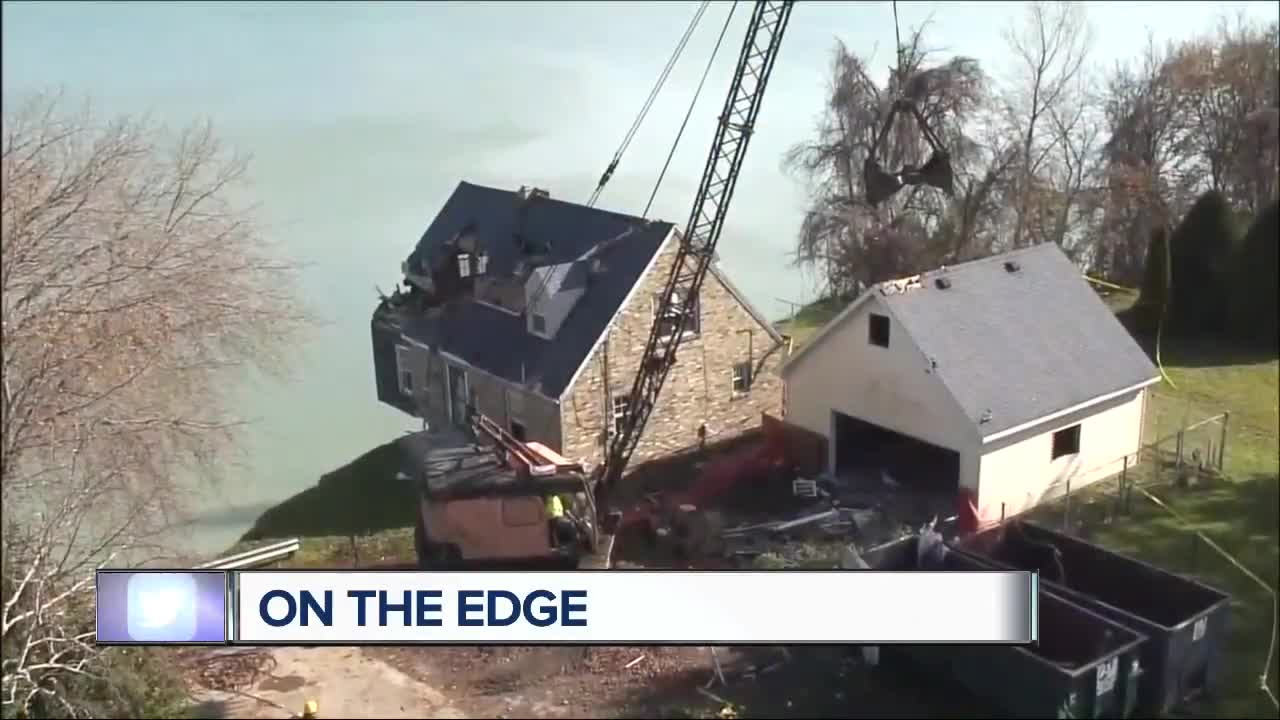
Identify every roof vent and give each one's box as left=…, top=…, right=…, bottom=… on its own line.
left=934, top=277, right=952, bottom=290
left=1004, top=260, right=1021, bottom=273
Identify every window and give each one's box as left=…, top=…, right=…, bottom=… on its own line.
left=868, top=313, right=891, bottom=348
left=457, top=252, right=473, bottom=278
left=475, top=252, right=489, bottom=275
left=653, top=291, right=700, bottom=338
left=611, top=394, right=631, bottom=434
left=394, top=344, right=414, bottom=396
left=531, top=313, right=547, bottom=334
left=509, top=419, right=527, bottom=442
left=1052, top=424, right=1081, bottom=460
left=731, top=361, right=753, bottom=394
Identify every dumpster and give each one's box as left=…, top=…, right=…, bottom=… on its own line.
left=855, top=535, right=1148, bottom=719
left=958, top=520, right=1232, bottom=716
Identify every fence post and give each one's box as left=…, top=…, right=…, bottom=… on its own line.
left=1063, top=477, right=1072, bottom=531
left=1000, top=503, right=1006, bottom=523
left=1218, top=412, right=1230, bottom=471
left=1176, top=430, right=1185, bottom=469
left=1117, top=457, right=1128, bottom=517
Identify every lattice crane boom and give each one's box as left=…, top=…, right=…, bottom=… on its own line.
left=597, top=0, right=794, bottom=495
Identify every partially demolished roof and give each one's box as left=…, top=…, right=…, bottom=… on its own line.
left=397, top=429, right=587, bottom=501
left=396, top=181, right=674, bottom=398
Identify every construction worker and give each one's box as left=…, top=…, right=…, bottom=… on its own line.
left=545, top=492, right=577, bottom=548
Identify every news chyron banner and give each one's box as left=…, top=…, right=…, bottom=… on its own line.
left=97, top=569, right=1038, bottom=645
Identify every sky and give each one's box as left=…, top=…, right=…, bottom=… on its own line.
left=5, top=1, right=1276, bottom=314
left=3, top=0, right=1276, bottom=553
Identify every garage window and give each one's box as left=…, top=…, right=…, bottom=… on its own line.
left=868, top=313, right=891, bottom=348
left=1052, top=424, right=1081, bottom=459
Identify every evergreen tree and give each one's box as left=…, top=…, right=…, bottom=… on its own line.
left=1136, top=226, right=1170, bottom=335
left=1165, top=190, right=1240, bottom=335
left=1227, top=200, right=1279, bottom=351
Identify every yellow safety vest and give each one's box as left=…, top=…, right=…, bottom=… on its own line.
left=545, top=494, right=564, bottom=519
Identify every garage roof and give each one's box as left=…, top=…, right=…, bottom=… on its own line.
left=788, top=243, right=1160, bottom=439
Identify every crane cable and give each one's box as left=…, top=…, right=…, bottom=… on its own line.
left=529, top=2, right=731, bottom=315
left=587, top=1, right=711, bottom=209
left=643, top=1, right=740, bottom=219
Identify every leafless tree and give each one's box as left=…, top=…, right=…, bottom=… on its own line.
left=784, top=26, right=995, bottom=297
left=1, top=93, right=309, bottom=717
left=1170, top=17, right=1279, bottom=213
left=1000, top=1, right=1094, bottom=250
left=1094, top=16, right=1278, bottom=282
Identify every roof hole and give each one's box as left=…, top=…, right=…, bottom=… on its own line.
left=934, top=277, right=952, bottom=290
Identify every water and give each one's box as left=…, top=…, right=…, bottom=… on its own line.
left=4, top=1, right=1267, bottom=556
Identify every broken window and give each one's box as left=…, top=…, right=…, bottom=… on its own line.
left=611, top=394, right=631, bottom=435
left=509, top=419, right=527, bottom=442
left=653, top=291, right=700, bottom=338
left=1051, top=424, right=1081, bottom=460
left=868, top=313, right=891, bottom=348
left=531, top=313, right=547, bottom=335
left=394, top=344, right=414, bottom=396
left=731, top=361, right=753, bottom=394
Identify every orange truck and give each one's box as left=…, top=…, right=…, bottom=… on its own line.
left=399, top=419, right=600, bottom=569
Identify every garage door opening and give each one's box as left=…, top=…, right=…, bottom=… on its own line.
left=832, top=411, right=960, bottom=494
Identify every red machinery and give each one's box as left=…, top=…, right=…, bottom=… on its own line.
left=616, top=417, right=794, bottom=534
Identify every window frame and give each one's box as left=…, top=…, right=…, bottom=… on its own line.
left=1051, top=424, right=1082, bottom=460
left=509, top=418, right=528, bottom=442
left=868, top=312, right=891, bottom=348
left=531, top=312, right=547, bottom=335
left=457, top=252, right=473, bottom=278
left=611, top=394, right=631, bottom=435
left=394, top=344, right=414, bottom=396
left=652, top=291, right=701, bottom=339
left=731, top=361, right=753, bottom=395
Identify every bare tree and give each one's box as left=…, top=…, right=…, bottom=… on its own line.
left=1, top=93, right=308, bottom=717
left=784, top=27, right=996, bottom=296
left=1170, top=17, right=1279, bottom=213
left=1001, top=1, right=1094, bottom=250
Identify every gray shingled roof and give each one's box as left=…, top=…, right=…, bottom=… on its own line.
left=878, top=243, right=1159, bottom=436
left=397, top=181, right=674, bottom=398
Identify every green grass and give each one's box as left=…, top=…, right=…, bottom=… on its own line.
left=1088, top=338, right=1278, bottom=719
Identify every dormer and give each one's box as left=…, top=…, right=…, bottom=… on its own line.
left=524, top=261, right=589, bottom=339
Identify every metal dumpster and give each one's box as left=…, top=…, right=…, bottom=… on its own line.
left=856, top=535, right=1148, bottom=719
left=958, top=520, right=1232, bottom=716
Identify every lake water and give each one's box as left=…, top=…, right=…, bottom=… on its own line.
left=4, top=1, right=1264, bottom=556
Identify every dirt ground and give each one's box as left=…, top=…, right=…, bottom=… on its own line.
left=365, top=644, right=986, bottom=719
left=180, top=643, right=986, bottom=719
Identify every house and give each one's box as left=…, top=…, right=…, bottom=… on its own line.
left=372, top=181, right=787, bottom=471
left=781, top=243, right=1160, bottom=528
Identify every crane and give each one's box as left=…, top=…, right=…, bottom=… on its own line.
left=590, top=0, right=955, bottom=540
left=594, top=0, right=794, bottom=510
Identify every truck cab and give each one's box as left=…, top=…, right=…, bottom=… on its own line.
left=397, top=428, right=598, bottom=568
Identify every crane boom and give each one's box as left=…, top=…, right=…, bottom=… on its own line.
left=598, top=0, right=794, bottom=495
